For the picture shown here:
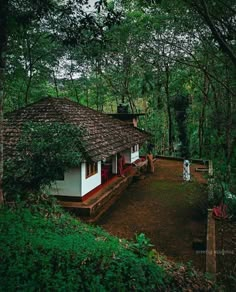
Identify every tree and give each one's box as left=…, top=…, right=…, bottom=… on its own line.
left=0, top=0, right=10, bottom=203
left=184, top=0, right=236, bottom=67
left=5, top=27, right=65, bottom=109
left=4, top=122, right=85, bottom=199
left=0, top=0, right=59, bottom=203
left=0, top=0, right=120, bottom=203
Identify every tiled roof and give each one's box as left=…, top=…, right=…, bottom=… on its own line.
left=4, top=97, right=149, bottom=162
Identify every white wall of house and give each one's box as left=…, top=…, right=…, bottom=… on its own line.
left=121, top=144, right=140, bottom=164
left=50, top=145, right=139, bottom=198
left=122, top=149, right=131, bottom=164
left=50, top=161, right=102, bottom=198
left=131, top=144, right=139, bottom=163
left=81, top=161, right=101, bottom=196
left=112, top=155, right=118, bottom=174
left=50, top=168, right=81, bottom=197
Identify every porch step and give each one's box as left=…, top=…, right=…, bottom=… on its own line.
left=59, top=168, right=137, bottom=222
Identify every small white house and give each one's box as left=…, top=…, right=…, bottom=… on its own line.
left=125, top=144, right=140, bottom=163
left=50, top=162, right=102, bottom=199
left=4, top=97, right=148, bottom=201
left=51, top=142, right=141, bottom=201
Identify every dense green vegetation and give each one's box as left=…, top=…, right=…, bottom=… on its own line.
left=1, top=0, right=235, bottom=196
left=0, top=0, right=235, bottom=290
left=0, top=202, right=216, bottom=291
left=4, top=122, right=86, bottom=200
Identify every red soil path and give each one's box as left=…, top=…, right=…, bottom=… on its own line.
left=96, top=159, right=208, bottom=271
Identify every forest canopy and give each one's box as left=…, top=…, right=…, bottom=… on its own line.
left=0, top=1, right=235, bottom=289
left=0, top=0, right=236, bottom=198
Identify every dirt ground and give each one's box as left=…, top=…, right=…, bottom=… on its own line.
left=96, top=159, right=208, bottom=271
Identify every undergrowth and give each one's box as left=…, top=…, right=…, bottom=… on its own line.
left=0, top=200, right=217, bottom=291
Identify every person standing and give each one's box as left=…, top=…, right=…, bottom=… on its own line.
left=147, top=152, right=155, bottom=173
left=183, top=159, right=190, bottom=181
left=117, top=153, right=125, bottom=178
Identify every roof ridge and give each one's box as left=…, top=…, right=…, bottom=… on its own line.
left=5, top=97, right=126, bottom=126
left=49, top=98, right=70, bottom=123
left=60, top=98, right=126, bottom=126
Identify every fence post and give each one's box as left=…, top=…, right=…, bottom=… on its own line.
left=208, top=160, right=213, bottom=177
left=206, top=209, right=216, bottom=280
left=206, top=160, right=216, bottom=280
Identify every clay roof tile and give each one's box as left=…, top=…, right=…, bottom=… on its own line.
left=4, top=97, right=149, bottom=161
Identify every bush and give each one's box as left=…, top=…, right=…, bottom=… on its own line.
left=0, top=205, right=167, bottom=291
left=0, top=203, right=218, bottom=291
left=210, top=179, right=236, bottom=219
left=3, top=122, right=86, bottom=200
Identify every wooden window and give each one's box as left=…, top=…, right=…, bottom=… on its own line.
left=86, top=162, right=98, bottom=178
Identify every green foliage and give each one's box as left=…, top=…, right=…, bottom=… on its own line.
left=0, top=205, right=168, bottom=291
left=0, top=203, right=217, bottom=291
left=225, top=192, right=236, bottom=219
left=210, top=178, right=236, bottom=219
left=131, top=233, right=154, bottom=257
left=4, top=26, right=64, bottom=111
left=3, top=0, right=235, bottom=185
left=3, top=122, right=86, bottom=200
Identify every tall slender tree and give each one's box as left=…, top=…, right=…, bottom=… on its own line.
left=0, top=0, right=8, bottom=203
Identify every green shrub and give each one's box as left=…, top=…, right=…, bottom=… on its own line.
left=0, top=206, right=167, bottom=291
left=131, top=233, right=154, bottom=257
left=210, top=179, right=236, bottom=219
left=3, top=122, right=86, bottom=200
left=0, top=203, right=218, bottom=291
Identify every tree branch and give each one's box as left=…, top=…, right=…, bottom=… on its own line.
left=193, top=0, right=236, bottom=66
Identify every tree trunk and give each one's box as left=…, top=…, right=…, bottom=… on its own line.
left=127, top=95, right=137, bottom=113
left=25, top=74, right=33, bottom=104
left=198, top=106, right=205, bottom=158
left=68, top=56, right=79, bottom=102
left=69, top=72, right=79, bottom=102
left=86, top=88, right=89, bottom=107
left=198, top=71, right=209, bottom=158
left=53, top=71, right=59, bottom=98
left=188, top=0, right=236, bottom=67
left=24, top=35, right=33, bottom=104
left=225, top=64, right=233, bottom=182
left=210, top=82, right=221, bottom=136
left=122, top=53, right=131, bottom=105
left=96, top=76, right=99, bottom=111
left=0, top=0, right=8, bottom=204
left=164, top=64, right=173, bottom=155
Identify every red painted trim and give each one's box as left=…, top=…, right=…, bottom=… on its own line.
left=123, top=164, right=132, bottom=173
left=81, top=165, right=133, bottom=202
left=81, top=186, right=101, bottom=201
left=81, top=175, right=117, bottom=202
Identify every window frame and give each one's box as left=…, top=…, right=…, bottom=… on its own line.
left=86, top=162, right=98, bottom=178
left=131, top=144, right=139, bottom=153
